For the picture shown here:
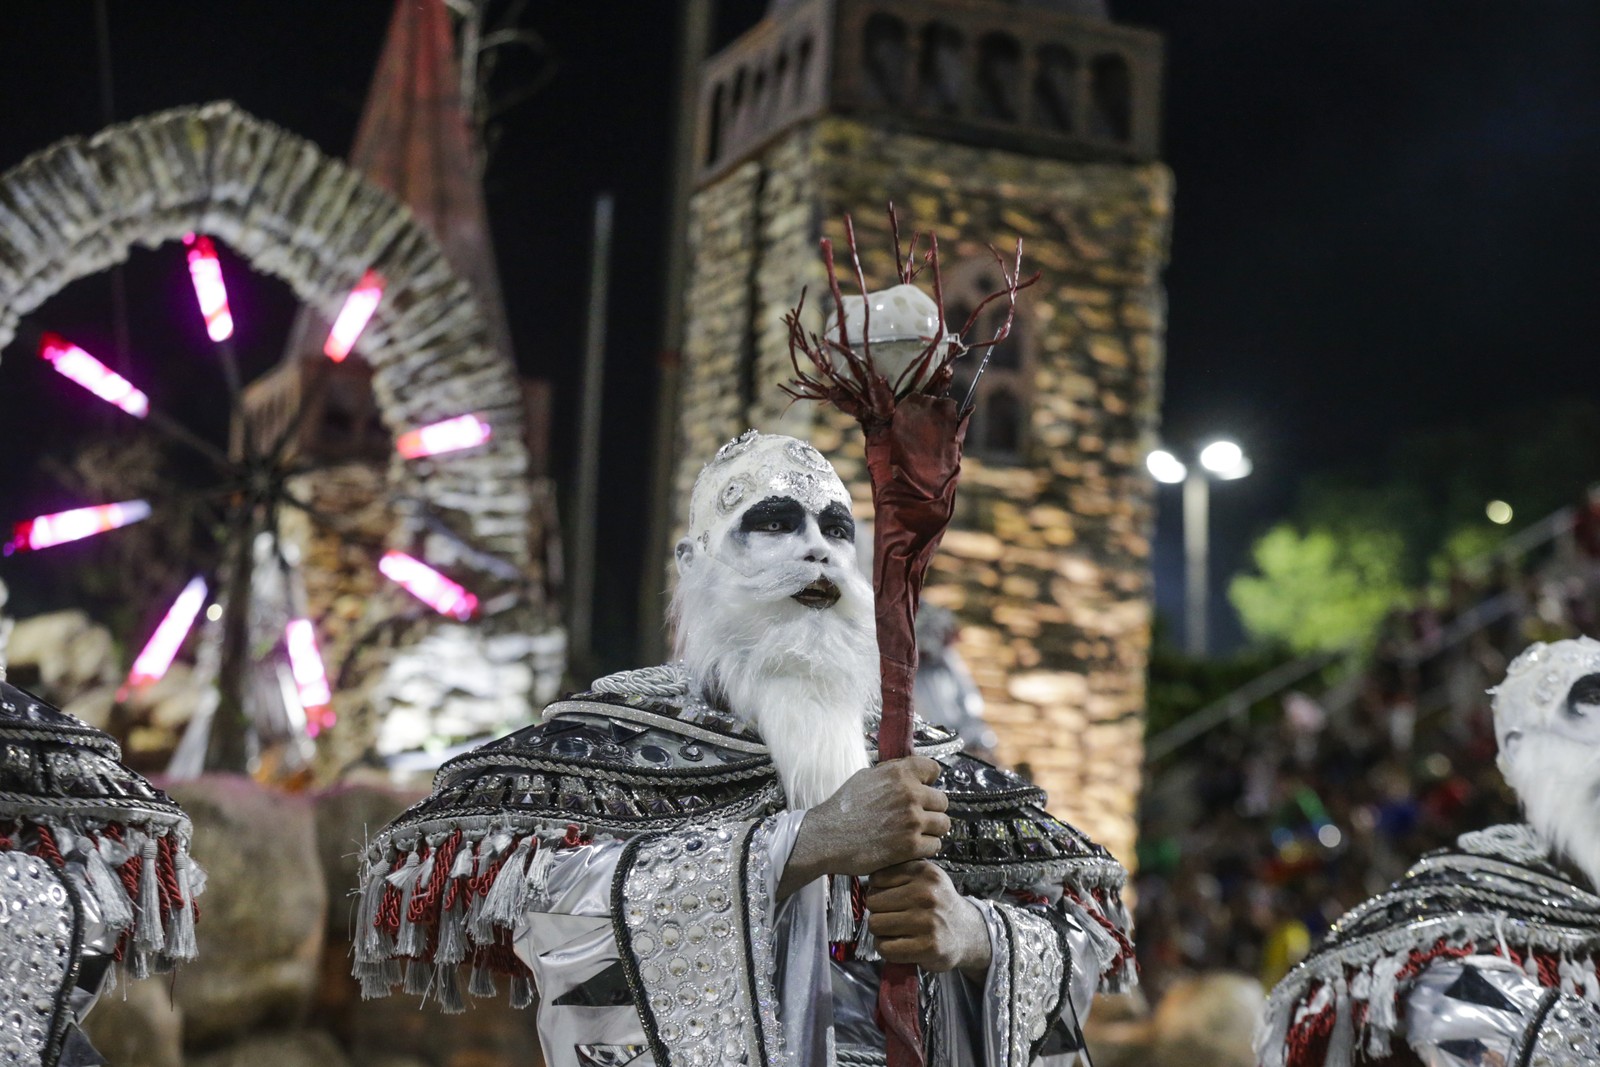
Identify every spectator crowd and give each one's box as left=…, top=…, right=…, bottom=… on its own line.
left=1134, top=496, right=1600, bottom=1000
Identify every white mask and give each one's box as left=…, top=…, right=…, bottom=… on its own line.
left=1493, top=637, right=1600, bottom=886
left=672, top=431, right=877, bottom=808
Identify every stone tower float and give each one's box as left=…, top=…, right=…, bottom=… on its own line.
left=670, top=0, right=1169, bottom=865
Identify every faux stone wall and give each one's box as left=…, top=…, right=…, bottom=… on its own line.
left=673, top=116, right=1170, bottom=865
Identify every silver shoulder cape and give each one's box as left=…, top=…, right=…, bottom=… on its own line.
left=1257, top=823, right=1600, bottom=1067
left=351, top=665, right=1134, bottom=1013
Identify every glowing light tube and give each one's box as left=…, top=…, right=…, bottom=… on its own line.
left=285, top=618, right=335, bottom=735
left=39, top=333, right=149, bottom=418
left=395, top=414, right=493, bottom=459
left=323, top=270, right=384, bottom=361
left=183, top=234, right=234, bottom=342
left=126, top=577, right=208, bottom=688
left=378, top=550, right=478, bottom=620
left=285, top=618, right=333, bottom=709
left=8, top=500, right=152, bottom=554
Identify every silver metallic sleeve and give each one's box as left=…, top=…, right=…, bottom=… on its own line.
left=971, top=899, right=1076, bottom=1066
left=1403, top=954, right=1600, bottom=1067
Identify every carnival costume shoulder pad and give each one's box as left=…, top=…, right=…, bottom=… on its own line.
left=355, top=665, right=1133, bottom=1008
left=1259, top=823, right=1600, bottom=1067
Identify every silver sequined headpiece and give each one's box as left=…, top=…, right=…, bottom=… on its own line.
left=686, top=431, right=851, bottom=546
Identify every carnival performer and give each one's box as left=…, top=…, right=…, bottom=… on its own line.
left=1257, top=636, right=1600, bottom=1067
left=355, top=431, right=1134, bottom=1067
left=915, top=604, right=998, bottom=763
left=0, top=667, right=204, bottom=1066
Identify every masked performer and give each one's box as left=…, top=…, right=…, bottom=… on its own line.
left=0, top=676, right=204, bottom=1067
left=1258, top=637, right=1600, bottom=1067
left=355, top=432, right=1134, bottom=1067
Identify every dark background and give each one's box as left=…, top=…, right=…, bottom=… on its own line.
left=1, top=1, right=1598, bottom=663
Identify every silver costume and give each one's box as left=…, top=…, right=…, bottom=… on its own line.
left=1256, top=822, right=1600, bottom=1067
left=0, top=680, right=203, bottom=1067
left=1260, top=639, right=1600, bottom=1067
left=355, top=664, right=1135, bottom=1067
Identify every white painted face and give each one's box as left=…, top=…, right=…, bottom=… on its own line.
left=1493, top=637, right=1600, bottom=758
left=676, top=431, right=858, bottom=609
left=672, top=432, right=877, bottom=807
left=1493, top=638, right=1600, bottom=884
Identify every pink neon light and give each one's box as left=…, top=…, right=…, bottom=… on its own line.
left=38, top=333, right=149, bottom=418
left=285, top=618, right=333, bottom=710
left=126, top=577, right=208, bottom=688
left=7, top=500, right=152, bottom=554
left=184, top=233, right=234, bottom=342
left=323, top=269, right=384, bottom=361
left=378, top=550, right=478, bottom=620
left=396, top=414, right=493, bottom=459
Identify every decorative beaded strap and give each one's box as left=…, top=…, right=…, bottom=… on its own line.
left=0, top=854, right=82, bottom=1067
left=613, top=819, right=789, bottom=1067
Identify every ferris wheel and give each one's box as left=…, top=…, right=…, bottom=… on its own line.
left=0, top=102, right=545, bottom=778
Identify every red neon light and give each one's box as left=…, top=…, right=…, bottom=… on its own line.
left=378, top=550, right=478, bottom=620
left=126, top=577, right=208, bottom=689
left=285, top=619, right=332, bottom=707
left=7, top=500, right=152, bottom=554
left=324, top=269, right=384, bottom=361
left=38, top=333, right=149, bottom=418
left=396, top=414, right=493, bottom=459
left=183, top=234, right=234, bottom=342
left=285, top=618, right=335, bottom=736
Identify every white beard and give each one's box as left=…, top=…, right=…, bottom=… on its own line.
left=673, top=551, right=878, bottom=809
left=1506, top=732, right=1600, bottom=890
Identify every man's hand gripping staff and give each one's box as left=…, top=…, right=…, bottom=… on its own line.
left=778, top=755, right=992, bottom=976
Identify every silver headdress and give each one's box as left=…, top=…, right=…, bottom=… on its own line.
left=685, top=431, right=851, bottom=549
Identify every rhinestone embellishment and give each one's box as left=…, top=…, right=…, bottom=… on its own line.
left=0, top=856, right=75, bottom=1065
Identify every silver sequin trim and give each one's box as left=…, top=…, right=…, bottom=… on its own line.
left=621, top=824, right=759, bottom=1067
left=1509, top=644, right=1549, bottom=675
left=973, top=900, right=1017, bottom=1066
left=744, top=819, right=789, bottom=1067
left=784, top=440, right=832, bottom=474
left=713, top=431, right=762, bottom=466
left=764, top=468, right=846, bottom=516
left=718, top=478, right=751, bottom=515
left=1000, top=903, right=1068, bottom=1060
left=1459, top=824, right=1552, bottom=866
left=0, top=856, right=74, bottom=1066
left=975, top=900, right=1070, bottom=1066
left=1528, top=993, right=1600, bottom=1066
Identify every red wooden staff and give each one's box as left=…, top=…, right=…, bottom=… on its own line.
left=784, top=208, right=1037, bottom=1067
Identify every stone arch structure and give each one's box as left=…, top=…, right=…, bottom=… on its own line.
left=0, top=101, right=545, bottom=765
left=0, top=100, right=531, bottom=569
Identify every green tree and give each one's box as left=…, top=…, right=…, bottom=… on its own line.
left=1229, top=522, right=1409, bottom=654
left=1226, top=399, right=1600, bottom=655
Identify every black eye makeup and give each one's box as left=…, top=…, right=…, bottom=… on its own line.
left=738, top=496, right=806, bottom=536
left=1564, top=673, right=1600, bottom=719
left=819, top=503, right=855, bottom=542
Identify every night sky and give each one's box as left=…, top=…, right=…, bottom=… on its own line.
left=2, top=2, right=1598, bottom=663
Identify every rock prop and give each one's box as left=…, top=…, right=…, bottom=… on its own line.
left=164, top=775, right=326, bottom=1046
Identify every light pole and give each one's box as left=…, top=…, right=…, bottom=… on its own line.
left=1148, top=439, right=1252, bottom=657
